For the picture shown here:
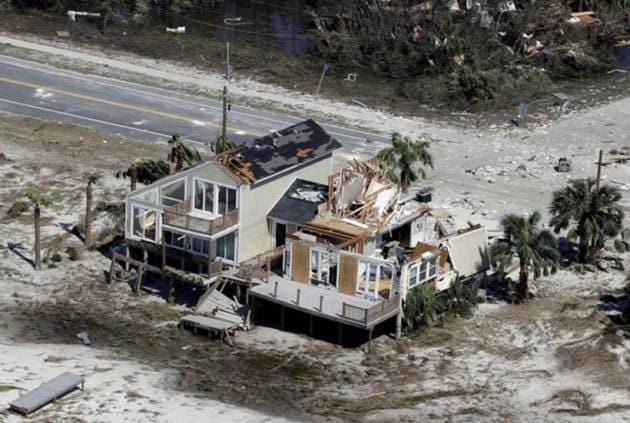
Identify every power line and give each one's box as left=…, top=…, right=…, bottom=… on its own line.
left=151, top=4, right=309, bottom=39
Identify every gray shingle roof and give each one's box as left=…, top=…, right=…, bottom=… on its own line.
left=267, top=179, right=328, bottom=226
left=234, top=119, right=342, bottom=183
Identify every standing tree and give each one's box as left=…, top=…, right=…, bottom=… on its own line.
left=168, top=134, right=202, bottom=172
left=117, top=158, right=170, bottom=191
left=84, top=174, right=101, bottom=249
left=375, top=132, right=433, bottom=192
left=27, top=193, right=52, bottom=271
left=549, top=178, right=625, bottom=263
left=491, top=212, right=559, bottom=302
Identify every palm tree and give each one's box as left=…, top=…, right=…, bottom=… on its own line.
left=404, top=284, right=445, bottom=329
left=84, top=174, right=100, bottom=249
left=27, top=193, right=52, bottom=271
left=168, top=134, right=202, bottom=172
left=549, top=179, right=625, bottom=263
left=117, top=158, right=170, bottom=190
left=375, top=132, right=433, bottom=192
left=491, top=212, right=559, bottom=302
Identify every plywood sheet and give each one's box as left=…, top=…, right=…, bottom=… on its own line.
left=291, top=243, right=310, bottom=284
left=339, top=254, right=358, bottom=295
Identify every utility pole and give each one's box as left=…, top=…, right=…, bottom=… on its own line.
left=226, top=42, right=231, bottom=81
left=221, top=85, right=228, bottom=148
left=596, top=149, right=603, bottom=189
left=315, top=63, right=330, bottom=97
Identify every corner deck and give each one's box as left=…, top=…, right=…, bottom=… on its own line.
left=249, top=275, right=400, bottom=331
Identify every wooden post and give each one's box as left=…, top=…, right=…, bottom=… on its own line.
left=136, top=264, right=144, bottom=295
left=280, top=305, right=285, bottom=330
left=273, top=281, right=278, bottom=297
left=368, top=328, right=373, bottom=353
left=168, top=275, right=175, bottom=304
left=124, top=245, right=130, bottom=271
left=296, top=289, right=301, bottom=305
left=309, top=314, right=313, bottom=336
left=596, top=149, right=603, bottom=189
left=246, top=276, right=253, bottom=305
left=395, top=295, right=402, bottom=340
left=319, top=295, right=323, bottom=312
left=161, top=237, right=166, bottom=269
left=108, top=256, right=116, bottom=284
left=266, top=254, right=271, bottom=283
left=337, top=322, right=343, bottom=345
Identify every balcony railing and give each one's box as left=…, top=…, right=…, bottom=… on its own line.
left=163, top=199, right=239, bottom=236
left=341, top=295, right=400, bottom=325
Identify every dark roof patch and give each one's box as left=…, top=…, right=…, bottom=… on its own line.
left=227, top=119, right=342, bottom=183
left=268, top=179, right=329, bottom=226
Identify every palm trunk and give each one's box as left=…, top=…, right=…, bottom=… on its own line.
left=34, top=206, right=41, bottom=271
left=130, top=165, right=137, bottom=191
left=176, top=146, right=183, bottom=172
left=85, top=182, right=93, bottom=248
left=516, top=259, right=529, bottom=302
left=577, top=237, right=589, bottom=263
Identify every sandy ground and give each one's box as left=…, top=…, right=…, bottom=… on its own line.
left=0, top=32, right=629, bottom=422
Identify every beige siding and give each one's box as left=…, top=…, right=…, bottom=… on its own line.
left=184, top=162, right=238, bottom=198
left=238, top=157, right=332, bottom=261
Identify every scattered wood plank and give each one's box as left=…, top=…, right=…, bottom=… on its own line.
left=10, top=372, right=84, bottom=416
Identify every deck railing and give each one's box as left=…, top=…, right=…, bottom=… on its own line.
left=341, top=295, right=400, bottom=325
left=163, top=199, right=239, bottom=236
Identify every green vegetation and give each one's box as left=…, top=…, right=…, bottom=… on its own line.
left=491, top=211, right=559, bottom=302
left=375, top=132, right=433, bottom=192
left=168, top=134, right=202, bottom=172
left=404, top=280, right=478, bottom=331
left=549, top=179, right=626, bottom=263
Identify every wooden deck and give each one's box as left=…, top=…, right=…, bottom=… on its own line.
left=249, top=275, right=400, bottom=329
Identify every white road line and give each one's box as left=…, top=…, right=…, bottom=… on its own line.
left=0, top=97, right=207, bottom=146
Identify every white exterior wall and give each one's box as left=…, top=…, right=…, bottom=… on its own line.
left=238, top=156, right=333, bottom=262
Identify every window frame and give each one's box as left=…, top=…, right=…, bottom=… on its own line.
left=192, top=177, right=238, bottom=216
left=160, top=178, right=187, bottom=207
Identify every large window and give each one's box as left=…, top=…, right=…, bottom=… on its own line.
left=408, top=254, right=440, bottom=288
left=194, top=180, right=214, bottom=212
left=163, top=230, right=209, bottom=256
left=216, top=232, right=236, bottom=262
left=193, top=180, right=237, bottom=215
left=357, top=260, right=393, bottom=300
left=161, top=179, right=186, bottom=207
left=217, top=185, right=237, bottom=215
left=132, top=206, right=157, bottom=241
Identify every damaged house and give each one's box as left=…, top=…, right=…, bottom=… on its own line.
left=250, top=161, right=490, bottom=342
left=123, top=119, right=341, bottom=278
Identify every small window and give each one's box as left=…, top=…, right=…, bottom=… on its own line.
left=428, top=256, right=438, bottom=278
left=216, top=232, right=236, bottom=261
left=194, top=180, right=214, bottom=212
left=409, top=264, right=418, bottom=288
left=161, top=179, right=186, bottom=207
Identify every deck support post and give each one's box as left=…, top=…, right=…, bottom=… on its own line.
left=368, top=328, right=373, bottom=353
left=135, top=264, right=144, bottom=295
left=296, top=289, right=301, bottom=306
left=280, top=305, right=285, bottom=330
left=338, top=322, right=343, bottom=345
left=161, top=238, right=166, bottom=268
left=124, top=245, right=130, bottom=271
left=395, top=295, right=403, bottom=339
left=107, top=256, right=115, bottom=284
left=309, top=314, right=313, bottom=337
left=319, top=295, right=323, bottom=312
left=168, top=275, right=175, bottom=304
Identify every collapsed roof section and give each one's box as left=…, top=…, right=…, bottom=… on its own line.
left=217, top=119, right=342, bottom=185
left=267, top=179, right=329, bottom=227
left=327, top=160, right=400, bottom=228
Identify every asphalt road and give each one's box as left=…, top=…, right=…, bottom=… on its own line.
left=0, top=56, right=387, bottom=159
